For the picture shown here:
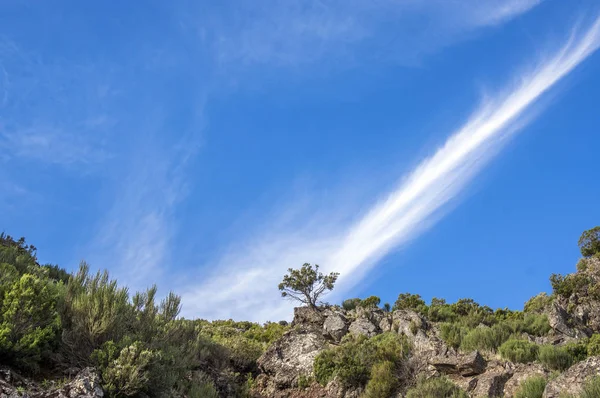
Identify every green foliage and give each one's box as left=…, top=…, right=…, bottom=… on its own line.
left=580, top=376, right=600, bottom=398
left=313, top=333, right=410, bottom=388
left=363, top=361, right=397, bottom=398
left=499, top=339, right=539, bottom=363
left=93, top=341, right=159, bottom=397
left=524, top=293, right=554, bottom=313
left=579, top=227, right=600, bottom=258
left=538, top=345, right=574, bottom=371
left=564, top=339, right=589, bottom=363
left=440, top=323, right=469, bottom=349
left=460, top=324, right=512, bottom=352
left=587, top=334, right=600, bottom=357
left=342, top=298, right=362, bottom=311
left=393, top=293, right=427, bottom=314
left=0, top=273, right=62, bottom=372
left=360, top=296, right=381, bottom=308
left=61, top=263, right=132, bottom=364
left=550, top=273, right=591, bottom=298
left=514, top=376, right=546, bottom=398
left=406, top=377, right=469, bottom=398
left=278, top=263, right=339, bottom=307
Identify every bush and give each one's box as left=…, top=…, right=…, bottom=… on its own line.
left=581, top=376, right=600, bottom=398
left=440, top=323, right=469, bottom=349
left=521, top=314, right=552, bottom=336
left=538, top=345, right=574, bottom=371
left=460, top=324, right=512, bottom=352
left=579, top=227, right=600, bottom=258
left=0, top=273, right=62, bottom=371
left=550, top=273, right=591, bottom=298
left=363, top=361, right=397, bottom=398
left=342, top=298, right=362, bottom=311
left=93, top=341, right=159, bottom=397
left=524, top=293, right=554, bottom=314
left=394, top=293, right=427, bottom=314
left=587, top=334, right=600, bottom=357
left=406, top=377, right=468, bottom=398
left=360, top=296, right=381, bottom=308
left=313, top=333, right=410, bottom=388
left=61, top=263, right=132, bottom=364
left=499, top=339, right=539, bottom=363
left=514, top=376, right=546, bottom=398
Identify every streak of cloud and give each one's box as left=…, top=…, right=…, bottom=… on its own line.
left=208, top=0, right=542, bottom=70
left=181, top=16, right=600, bottom=322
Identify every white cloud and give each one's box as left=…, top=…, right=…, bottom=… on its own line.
left=209, top=0, right=542, bottom=69
left=181, top=16, right=600, bottom=322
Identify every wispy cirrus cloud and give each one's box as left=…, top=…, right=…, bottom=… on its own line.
left=208, top=0, right=542, bottom=69
left=181, top=15, right=600, bottom=322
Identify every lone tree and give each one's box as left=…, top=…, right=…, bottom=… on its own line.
left=278, top=263, right=339, bottom=309
left=579, top=227, right=600, bottom=258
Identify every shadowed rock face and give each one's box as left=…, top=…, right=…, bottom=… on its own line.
left=0, top=367, right=103, bottom=398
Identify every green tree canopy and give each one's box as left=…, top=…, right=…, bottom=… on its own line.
left=278, top=263, right=339, bottom=308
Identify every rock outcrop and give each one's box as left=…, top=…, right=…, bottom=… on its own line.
left=543, top=356, right=600, bottom=397
left=0, top=367, right=103, bottom=398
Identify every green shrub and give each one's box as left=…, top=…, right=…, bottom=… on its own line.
left=313, top=333, right=410, bottom=388
left=580, top=376, right=600, bottom=398
left=563, top=339, right=589, bottom=363
left=394, top=293, right=427, bottom=314
left=587, top=334, right=600, bottom=357
left=460, top=324, right=512, bottom=352
left=342, top=298, right=362, bottom=311
left=524, top=293, right=553, bottom=314
left=406, top=377, right=468, bottom=398
left=360, top=296, right=382, bottom=308
left=499, top=339, right=539, bottom=363
left=521, top=314, right=552, bottom=336
left=363, top=361, right=397, bottom=398
left=0, top=273, right=62, bottom=371
left=550, top=273, right=591, bottom=298
left=579, top=227, right=600, bottom=258
left=93, top=341, right=159, bottom=397
left=440, top=323, right=469, bottom=349
left=539, top=345, right=574, bottom=371
left=61, top=263, right=132, bottom=364
left=514, top=376, right=546, bottom=398
left=185, top=373, right=220, bottom=398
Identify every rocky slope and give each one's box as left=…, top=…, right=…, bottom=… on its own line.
left=252, top=258, right=600, bottom=398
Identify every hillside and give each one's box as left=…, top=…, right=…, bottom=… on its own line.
left=1, top=227, right=600, bottom=397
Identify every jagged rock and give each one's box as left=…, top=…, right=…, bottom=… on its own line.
left=348, top=317, right=378, bottom=338
left=293, top=307, right=325, bottom=328
left=470, top=369, right=512, bottom=398
left=543, top=356, right=600, bottom=397
left=378, top=315, right=393, bottom=332
left=0, top=368, right=103, bottom=398
left=548, top=301, right=592, bottom=338
left=38, top=368, right=104, bottom=398
left=430, top=351, right=485, bottom=377
left=502, top=363, right=547, bottom=397
left=323, top=313, right=348, bottom=342
left=257, top=328, right=328, bottom=390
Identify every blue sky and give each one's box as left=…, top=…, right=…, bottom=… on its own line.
left=1, top=0, right=600, bottom=321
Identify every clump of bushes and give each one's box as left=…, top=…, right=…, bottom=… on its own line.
left=405, top=377, right=468, bottom=398
left=538, top=345, right=574, bottom=371
left=581, top=376, right=600, bottom=398
left=513, top=376, right=546, bottom=398
left=363, top=361, right=398, bottom=398
left=524, top=293, right=554, bottom=313
left=313, top=333, right=411, bottom=390
left=499, top=339, right=539, bottom=363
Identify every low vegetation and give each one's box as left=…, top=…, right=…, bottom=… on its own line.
left=1, top=226, right=600, bottom=397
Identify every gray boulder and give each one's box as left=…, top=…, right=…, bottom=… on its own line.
left=348, top=317, right=379, bottom=338
left=323, top=312, right=348, bottom=342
